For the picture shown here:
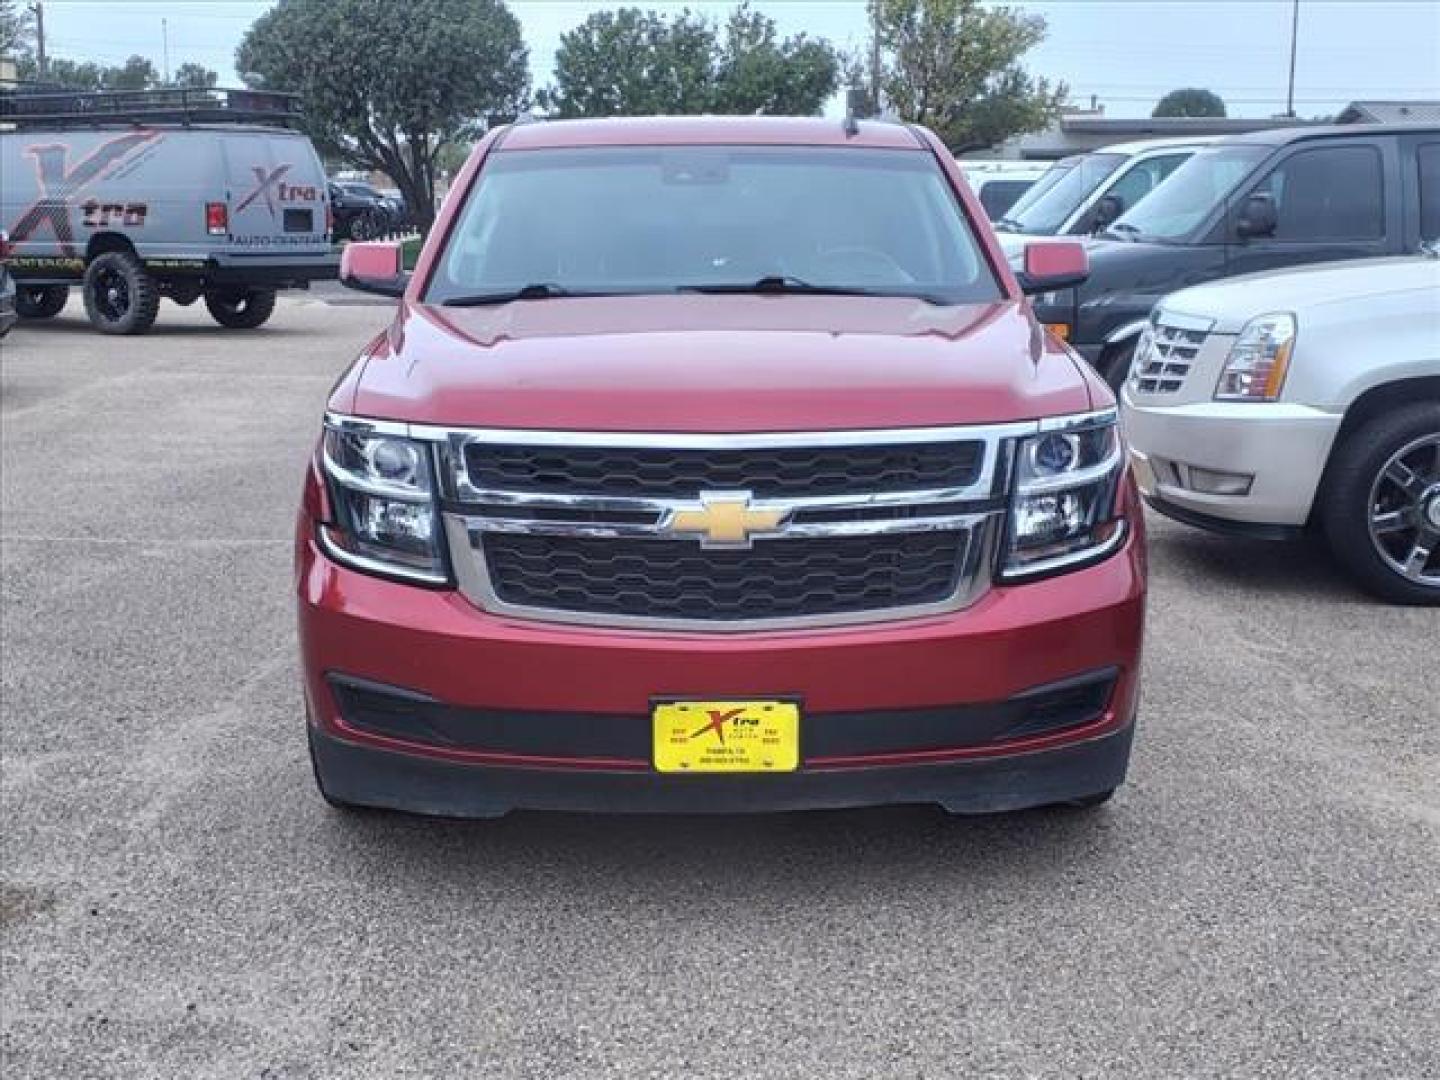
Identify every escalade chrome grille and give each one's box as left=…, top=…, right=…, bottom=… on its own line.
left=432, top=424, right=1030, bottom=632
left=1132, top=315, right=1213, bottom=395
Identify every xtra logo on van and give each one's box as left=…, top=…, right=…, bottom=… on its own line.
left=10, top=130, right=163, bottom=257
left=236, top=165, right=320, bottom=219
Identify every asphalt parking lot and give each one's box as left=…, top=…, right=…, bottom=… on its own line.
left=1, top=298, right=1436, bottom=1079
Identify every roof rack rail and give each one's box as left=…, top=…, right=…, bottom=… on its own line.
left=0, top=84, right=304, bottom=130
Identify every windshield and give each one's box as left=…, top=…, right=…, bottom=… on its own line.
left=1110, top=146, right=1268, bottom=241
left=999, top=153, right=1124, bottom=234
left=426, top=146, right=1001, bottom=305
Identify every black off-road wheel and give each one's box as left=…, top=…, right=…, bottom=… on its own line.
left=1321, top=403, right=1440, bottom=605
left=15, top=284, right=70, bottom=319
left=204, top=288, right=278, bottom=330
left=82, top=251, right=159, bottom=335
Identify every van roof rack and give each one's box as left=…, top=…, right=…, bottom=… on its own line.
left=0, top=84, right=304, bottom=130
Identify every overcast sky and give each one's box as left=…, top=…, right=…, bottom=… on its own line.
left=30, top=0, right=1440, bottom=120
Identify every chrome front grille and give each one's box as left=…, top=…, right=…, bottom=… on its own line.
left=1132, top=313, right=1214, bottom=395
left=429, top=424, right=1031, bottom=632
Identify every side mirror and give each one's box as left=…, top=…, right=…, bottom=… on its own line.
left=1016, top=240, right=1088, bottom=295
left=340, top=241, right=409, bottom=298
left=1090, top=194, right=1124, bottom=233
left=1236, top=193, right=1277, bottom=239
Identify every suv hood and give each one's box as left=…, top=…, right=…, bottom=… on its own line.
left=340, top=295, right=1095, bottom=431
left=1161, top=256, right=1440, bottom=333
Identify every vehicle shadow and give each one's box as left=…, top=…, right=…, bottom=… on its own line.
left=1146, top=518, right=1371, bottom=604
left=320, top=798, right=1120, bottom=896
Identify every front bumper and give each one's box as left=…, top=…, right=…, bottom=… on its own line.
left=296, top=499, right=1146, bottom=815
left=1122, top=390, right=1342, bottom=528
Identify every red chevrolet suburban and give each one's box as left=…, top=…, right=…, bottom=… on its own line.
left=296, top=117, right=1146, bottom=817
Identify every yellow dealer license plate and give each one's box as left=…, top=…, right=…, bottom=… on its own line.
left=652, top=700, right=800, bottom=774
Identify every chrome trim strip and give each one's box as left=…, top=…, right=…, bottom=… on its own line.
left=1035, top=407, right=1117, bottom=433
left=316, top=525, right=450, bottom=585
left=449, top=509, right=991, bottom=542
left=418, top=420, right=1037, bottom=448
left=1102, top=320, right=1150, bottom=346
left=446, top=482, right=1001, bottom=514
left=443, top=513, right=998, bottom=633
left=996, top=520, right=1128, bottom=583
left=1153, top=310, right=1217, bottom=333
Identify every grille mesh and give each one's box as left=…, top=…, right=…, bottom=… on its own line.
left=1133, top=320, right=1208, bottom=394
left=483, top=532, right=967, bottom=621
left=465, top=442, right=984, bottom=499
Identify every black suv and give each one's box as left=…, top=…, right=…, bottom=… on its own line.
left=1031, top=124, right=1440, bottom=388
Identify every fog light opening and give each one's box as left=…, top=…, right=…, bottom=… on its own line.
left=1187, top=466, right=1254, bottom=497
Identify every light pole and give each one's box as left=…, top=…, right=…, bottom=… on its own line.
left=1285, top=0, right=1300, bottom=118
left=29, top=1, right=46, bottom=80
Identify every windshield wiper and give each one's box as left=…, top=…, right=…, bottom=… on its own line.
left=442, top=283, right=590, bottom=307
left=995, top=217, right=1023, bottom=233
left=680, top=275, right=896, bottom=298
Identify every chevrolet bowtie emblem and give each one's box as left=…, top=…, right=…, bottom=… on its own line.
left=663, top=491, right=790, bottom=547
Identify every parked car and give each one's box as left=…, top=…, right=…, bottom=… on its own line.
left=0, top=231, right=16, bottom=338
left=996, top=137, right=1218, bottom=253
left=1031, top=124, right=1440, bottom=389
left=0, top=87, right=337, bottom=334
left=958, top=160, right=1050, bottom=221
left=1123, top=253, right=1439, bottom=604
left=327, top=181, right=387, bottom=241
left=299, top=116, right=1147, bottom=819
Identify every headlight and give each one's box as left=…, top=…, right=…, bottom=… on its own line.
left=1000, top=413, right=1126, bottom=580
left=318, top=420, right=447, bottom=583
left=1215, top=312, right=1295, bottom=402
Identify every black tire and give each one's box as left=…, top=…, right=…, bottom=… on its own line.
left=204, top=288, right=278, bottom=330
left=15, top=284, right=69, bottom=319
left=1321, top=402, right=1440, bottom=605
left=1100, top=342, right=1135, bottom=394
left=82, top=251, right=159, bottom=335
left=350, top=211, right=377, bottom=242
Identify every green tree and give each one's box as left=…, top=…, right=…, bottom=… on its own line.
left=104, top=54, right=159, bottom=90
left=171, top=62, right=218, bottom=90
left=1152, top=87, right=1226, bottom=118
left=1, top=0, right=33, bottom=57
left=237, top=0, right=529, bottom=231
left=540, top=3, right=839, bottom=118
left=863, top=0, right=1064, bottom=152
left=14, top=56, right=107, bottom=89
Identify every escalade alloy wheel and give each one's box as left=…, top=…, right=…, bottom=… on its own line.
left=1323, top=404, right=1440, bottom=605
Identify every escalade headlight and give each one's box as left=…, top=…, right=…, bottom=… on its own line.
left=318, top=420, right=447, bottom=583
left=1215, top=312, right=1295, bottom=402
left=1000, top=413, right=1125, bottom=580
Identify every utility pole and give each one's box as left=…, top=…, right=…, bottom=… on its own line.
left=1285, top=0, right=1300, bottom=118
left=31, top=1, right=47, bottom=80
left=162, top=17, right=169, bottom=83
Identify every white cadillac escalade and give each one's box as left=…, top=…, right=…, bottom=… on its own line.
left=1122, top=253, right=1440, bottom=605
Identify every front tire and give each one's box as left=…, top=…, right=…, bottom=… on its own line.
left=82, top=251, right=159, bottom=335
left=1321, top=403, right=1440, bottom=605
left=15, top=284, right=69, bottom=319
left=204, top=288, right=277, bottom=329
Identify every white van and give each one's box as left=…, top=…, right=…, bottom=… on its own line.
left=995, top=136, right=1219, bottom=253
left=0, top=86, right=337, bottom=334
left=957, top=161, right=1050, bottom=221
